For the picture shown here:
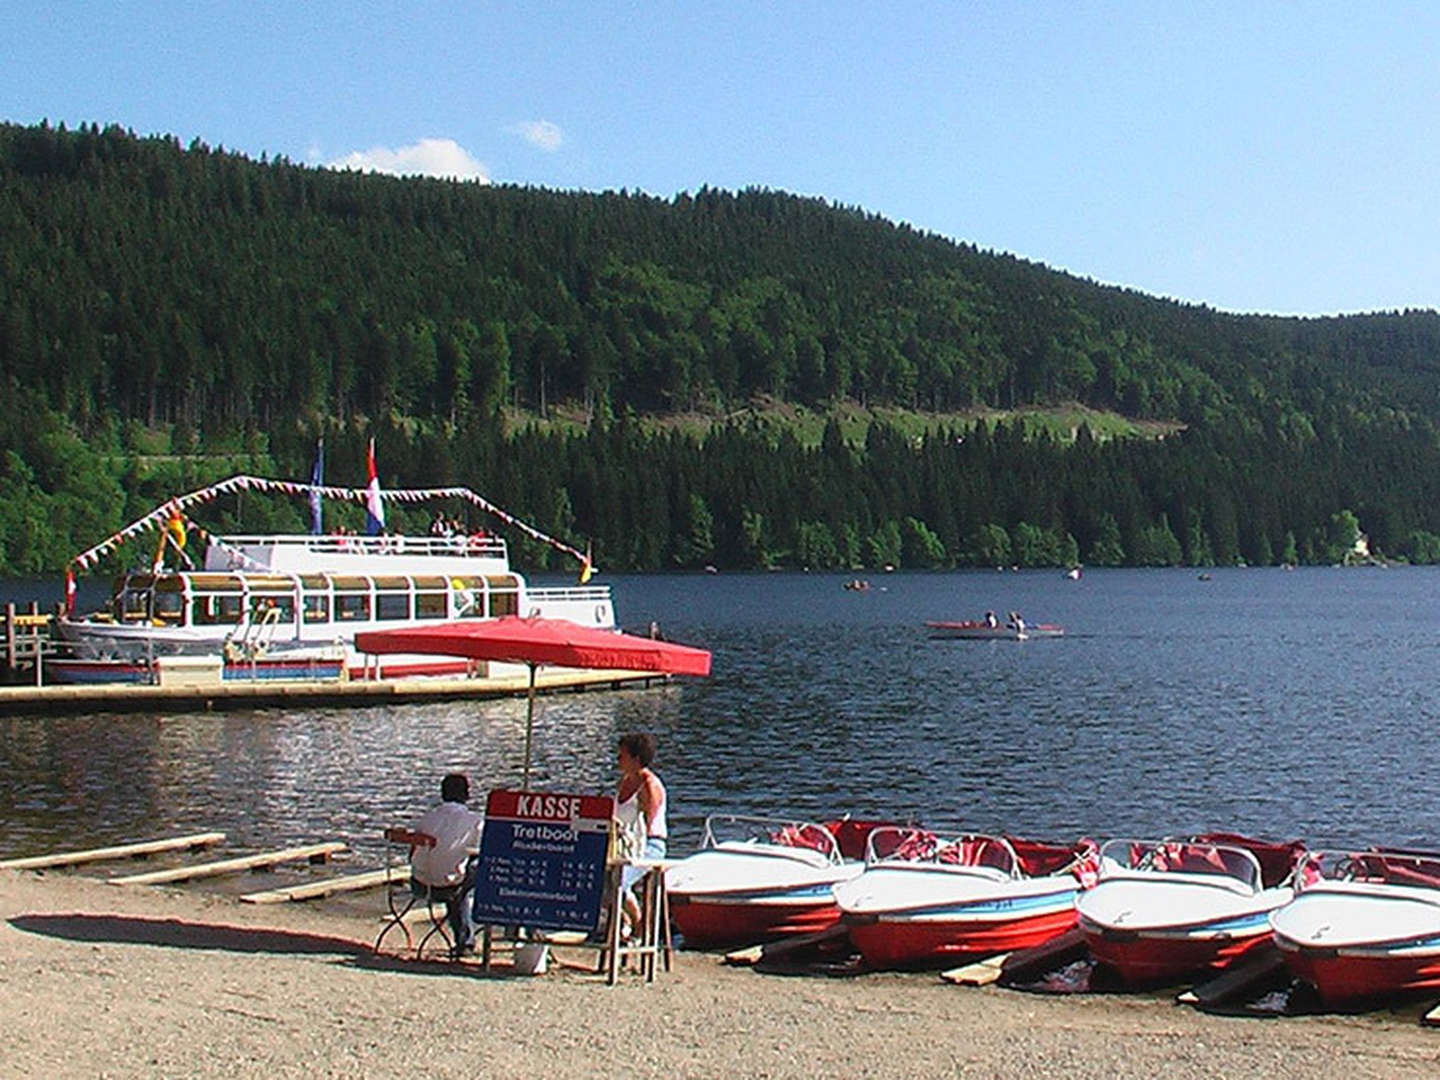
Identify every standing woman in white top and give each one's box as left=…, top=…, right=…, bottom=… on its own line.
left=616, top=732, right=668, bottom=937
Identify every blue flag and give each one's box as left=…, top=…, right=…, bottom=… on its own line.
left=310, top=437, right=324, bottom=535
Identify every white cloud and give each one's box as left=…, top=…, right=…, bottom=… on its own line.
left=327, top=138, right=490, bottom=182
left=510, top=120, right=564, bottom=152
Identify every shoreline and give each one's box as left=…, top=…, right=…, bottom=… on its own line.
left=3, top=870, right=1439, bottom=1078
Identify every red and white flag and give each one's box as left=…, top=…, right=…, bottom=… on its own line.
left=365, top=438, right=386, bottom=535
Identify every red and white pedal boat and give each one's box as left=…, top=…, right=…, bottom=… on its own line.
left=835, top=827, right=1098, bottom=969
left=1270, top=847, right=1440, bottom=1007
left=665, top=815, right=892, bottom=949
left=1077, top=833, right=1305, bottom=984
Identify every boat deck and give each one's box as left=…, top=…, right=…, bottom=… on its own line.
left=0, top=666, right=666, bottom=716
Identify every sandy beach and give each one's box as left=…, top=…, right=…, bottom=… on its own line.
left=2, top=869, right=1438, bottom=1079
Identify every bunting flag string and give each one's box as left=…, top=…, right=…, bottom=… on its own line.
left=70, top=475, right=590, bottom=573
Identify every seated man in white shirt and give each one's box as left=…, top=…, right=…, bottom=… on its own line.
left=411, top=773, right=485, bottom=956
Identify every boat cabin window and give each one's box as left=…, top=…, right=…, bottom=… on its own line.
left=335, top=592, right=370, bottom=621
left=452, top=576, right=486, bottom=618
left=376, top=591, right=410, bottom=621
left=487, top=574, right=520, bottom=618
left=415, top=590, right=447, bottom=619
left=152, top=590, right=184, bottom=624
left=249, top=595, right=296, bottom=624
left=192, top=595, right=243, bottom=626
left=119, top=588, right=151, bottom=623
left=302, top=594, right=330, bottom=623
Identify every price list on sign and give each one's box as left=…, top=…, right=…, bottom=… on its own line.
left=471, top=790, right=615, bottom=932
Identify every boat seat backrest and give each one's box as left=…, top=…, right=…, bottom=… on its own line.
left=824, top=819, right=901, bottom=862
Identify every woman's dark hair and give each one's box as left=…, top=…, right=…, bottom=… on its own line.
left=618, top=732, right=656, bottom=767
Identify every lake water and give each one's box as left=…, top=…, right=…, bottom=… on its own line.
left=3, top=567, right=1439, bottom=865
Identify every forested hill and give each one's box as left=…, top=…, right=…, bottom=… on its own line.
left=3, top=119, right=1440, bottom=575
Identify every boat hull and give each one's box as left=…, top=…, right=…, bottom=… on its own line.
left=1082, top=919, right=1273, bottom=983
left=671, top=895, right=846, bottom=948
left=1270, top=884, right=1440, bottom=1005
left=835, top=862, right=1081, bottom=968
left=665, top=843, right=862, bottom=949
left=1077, top=876, right=1291, bottom=984
left=849, top=905, right=1077, bottom=968
left=1274, top=942, right=1440, bottom=1006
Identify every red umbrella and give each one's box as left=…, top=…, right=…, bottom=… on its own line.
left=355, top=616, right=712, bottom=784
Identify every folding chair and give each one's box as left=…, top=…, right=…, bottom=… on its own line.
left=374, top=827, right=463, bottom=959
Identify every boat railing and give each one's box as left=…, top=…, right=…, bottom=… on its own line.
left=1297, top=848, right=1440, bottom=892
left=1099, top=838, right=1264, bottom=892
left=700, top=814, right=843, bottom=865
left=210, top=533, right=509, bottom=562
left=526, top=585, right=614, bottom=605
left=864, top=826, right=1021, bottom=877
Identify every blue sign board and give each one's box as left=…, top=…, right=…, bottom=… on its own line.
left=471, top=790, right=614, bottom=932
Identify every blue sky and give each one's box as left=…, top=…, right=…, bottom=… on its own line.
left=4, top=2, right=1437, bottom=316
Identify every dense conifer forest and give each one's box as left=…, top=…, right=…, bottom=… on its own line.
left=3, top=120, right=1440, bottom=575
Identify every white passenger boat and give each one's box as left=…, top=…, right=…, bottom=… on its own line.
left=1270, top=847, right=1440, bottom=1007
left=55, top=473, right=614, bottom=679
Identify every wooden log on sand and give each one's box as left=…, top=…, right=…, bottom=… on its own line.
left=240, top=865, right=406, bottom=904
left=0, top=832, right=227, bottom=871
left=108, top=842, right=346, bottom=886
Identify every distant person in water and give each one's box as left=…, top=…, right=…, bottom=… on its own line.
left=615, top=732, right=668, bottom=938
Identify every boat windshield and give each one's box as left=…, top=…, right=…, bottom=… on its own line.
left=864, top=827, right=1020, bottom=876
left=1100, top=838, right=1264, bottom=891
left=1296, top=848, right=1440, bottom=892
left=700, top=814, right=842, bottom=864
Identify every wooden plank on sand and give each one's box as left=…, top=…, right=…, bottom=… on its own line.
left=1180, top=944, right=1288, bottom=1008
left=995, top=928, right=1089, bottom=985
left=108, top=842, right=346, bottom=886
left=941, top=952, right=1012, bottom=986
left=0, top=832, right=227, bottom=871
left=239, top=864, right=406, bottom=904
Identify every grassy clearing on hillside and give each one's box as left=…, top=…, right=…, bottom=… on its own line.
left=508, top=399, right=1183, bottom=449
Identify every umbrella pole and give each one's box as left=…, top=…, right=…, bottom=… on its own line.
left=521, top=662, right=537, bottom=789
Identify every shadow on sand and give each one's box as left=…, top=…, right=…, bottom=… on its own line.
left=7, top=912, right=575, bottom=980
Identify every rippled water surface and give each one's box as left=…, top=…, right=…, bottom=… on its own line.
left=4, top=567, right=1439, bottom=863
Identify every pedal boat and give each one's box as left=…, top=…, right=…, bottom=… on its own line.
left=665, top=815, right=891, bottom=949
left=835, top=828, right=1098, bottom=969
left=1076, top=834, right=1304, bottom=984
left=925, top=620, right=1064, bottom=641
left=1270, top=848, right=1440, bottom=1007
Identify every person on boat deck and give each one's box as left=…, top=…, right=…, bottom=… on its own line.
left=1007, top=611, right=1026, bottom=634
left=411, top=772, right=485, bottom=956
left=984, top=610, right=998, bottom=628
left=616, top=732, right=668, bottom=938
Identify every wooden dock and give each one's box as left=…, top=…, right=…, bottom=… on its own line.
left=0, top=832, right=226, bottom=871
left=0, top=665, right=667, bottom=716
left=240, top=865, right=406, bottom=904
left=108, top=841, right=346, bottom=886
